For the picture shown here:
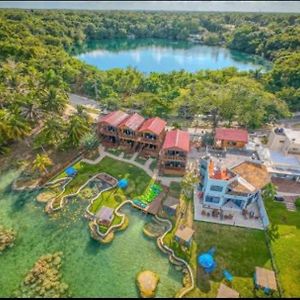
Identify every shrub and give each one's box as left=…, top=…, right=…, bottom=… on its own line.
left=295, top=198, right=300, bottom=210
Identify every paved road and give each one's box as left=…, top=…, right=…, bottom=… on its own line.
left=69, top=93, right=101, bottom=109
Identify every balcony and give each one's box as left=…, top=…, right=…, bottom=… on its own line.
left=99, top=126, right=118, bottom=136
left=162, top=154, right=187, bottom=162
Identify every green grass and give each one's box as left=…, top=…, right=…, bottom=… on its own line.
left=61, top=157, right=151, bottom=199
left=135, top=156, right=147, bottom=165
left=169, top=181, right=182, bottom=198
left=164, top=221, right=272, bottom=298
left=264, top=196, right=300, bottom=297
left=89, top=188, right=125, bottom=214
left=106, top=148, right=123, bottom=156
left=149, top=159, right=158, bottom=171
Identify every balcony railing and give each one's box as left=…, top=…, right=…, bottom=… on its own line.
left=162, top=154, right=187, bottom=161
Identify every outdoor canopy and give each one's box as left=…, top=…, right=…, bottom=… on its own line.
left=198, top=253, right=215, bottom=269
left=118, top=178, right=128, bottom=189
left=65, top=166, right=77, bottom=177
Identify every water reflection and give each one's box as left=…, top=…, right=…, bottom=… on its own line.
left=75, top=38, right=271, bottom=73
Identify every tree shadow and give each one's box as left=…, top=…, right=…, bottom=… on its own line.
left=197, top=265, right=212, bottom=293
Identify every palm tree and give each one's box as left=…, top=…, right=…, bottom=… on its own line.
left=4, top=111, right=31, bottom=140
left=40, top=87, right=68, bottom=114
left=34, top=116, right=66, bottom=148
left=32, top=153, right=53, bottom=175
left=67, top=115, right=90, bottom=147
left=180, top=170, right=199, bottom=199
left=19, top=94, right=43, bottom=123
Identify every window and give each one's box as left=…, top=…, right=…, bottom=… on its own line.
left=205, top=195, right=220, bottom=204
left=210, top=185, right=223, bottom=192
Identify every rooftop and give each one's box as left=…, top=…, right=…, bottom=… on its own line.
left=217, top=283, right=239, bottom=298
left=162, top=129, right=190, bottom=152
left=96, top=206, right=114, bottom=221
left=215, top=128, right=248, bottom=143
left=118, top=112, right=145, bottom=131
left=284, top=128, right=300, bottom=144
left=99, top=110, right=129, bottom=127
left=175, top=225, right=194, bottom=242
left=231, top=161, right=270, bottom=191
left=255, top=267, right=277, bottom=291
left=138, top=117, right=167, bottom=135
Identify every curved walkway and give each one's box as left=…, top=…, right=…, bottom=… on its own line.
left=155, top=215, right=195, bottom=298
left=46, top=177, right=74, bottom=212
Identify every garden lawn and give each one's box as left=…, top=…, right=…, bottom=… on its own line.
left=181, top=222, right=272, bottom=298
left=89, top=188, right=125, bottom=214
left=264, top=196, right=300, bottom=297
left=55, top=157, right=152, bottom=205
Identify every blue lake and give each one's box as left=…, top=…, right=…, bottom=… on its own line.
left=76, top=39, right=271, bottom=73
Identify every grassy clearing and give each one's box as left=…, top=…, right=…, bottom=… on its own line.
left=186, top=222, right=272, bottom=298
left=264, top=196, right=300, bottom=297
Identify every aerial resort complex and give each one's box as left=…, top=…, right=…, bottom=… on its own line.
left=0, top=2, right=300, bottom=299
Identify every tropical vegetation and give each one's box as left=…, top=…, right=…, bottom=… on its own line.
left=0, top=9, right=299, bottom=157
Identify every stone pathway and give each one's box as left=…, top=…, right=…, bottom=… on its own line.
left=145, top=157, right=154, bottom=169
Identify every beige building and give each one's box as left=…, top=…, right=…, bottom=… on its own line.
left=268, top=128, right=300, bottom=155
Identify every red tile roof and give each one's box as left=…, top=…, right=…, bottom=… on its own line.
left=215, top=128, right=248, bottom=143
left=138, top=117, right=167, bottom=135
left=99, top=110, right=129, bottom=127
left=162, top=129, right=190, bottom=152
left=118, top=113, right=145, bottom=131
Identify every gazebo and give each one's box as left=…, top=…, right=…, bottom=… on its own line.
left=217, top=283, right=239, bottom=298
left=254, top=267, right=277, bottom=294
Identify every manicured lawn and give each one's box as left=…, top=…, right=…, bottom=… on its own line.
left=169, top=181, right=182, bottom=198
left=264, top=196, right=300, bottom=297
left=106, top=148, right=123, bottom=156
left=149, top=159, right=158, bottom=171
left=135, top=156, right=147, bottom=165
left=164, top=221, right=272, bottom=298
left=62, top=157, right=152, bottom=199
left=89, top=188, right=125, bottom=213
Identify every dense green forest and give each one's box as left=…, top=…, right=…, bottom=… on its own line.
left=0, top=9, right=299, bottom=154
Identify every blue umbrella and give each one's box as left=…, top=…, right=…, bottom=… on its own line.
left=118, top=179, right=128, bottom=189
left=198, top=253, right=214, bottom=269
left=65, top=166, right=77, bottom=177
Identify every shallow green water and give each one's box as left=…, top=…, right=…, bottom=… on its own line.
left=75, top=38, right=271, bottom=73
left=0, top=170, right=182, bottom=297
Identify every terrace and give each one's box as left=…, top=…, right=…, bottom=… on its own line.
left=194, top=189, right=264, bottom=230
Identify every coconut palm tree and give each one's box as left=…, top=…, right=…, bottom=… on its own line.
left=4, top=111, right=31, bottom=140
left=40, top=86, right=68, bottom=114
left=19, top=94, right=43, bottom=123
left=34, top=116, right=66, bottom=148
left=32, top=153, right=53, bottom=175
left=67, top=115, right=90, bottom=147
left=180, top=170, right=199, bottom=199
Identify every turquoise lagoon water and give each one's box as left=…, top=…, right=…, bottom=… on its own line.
left=75, top=39, right=271, bottom=73
left=0, top=170, right=182, bottom=297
